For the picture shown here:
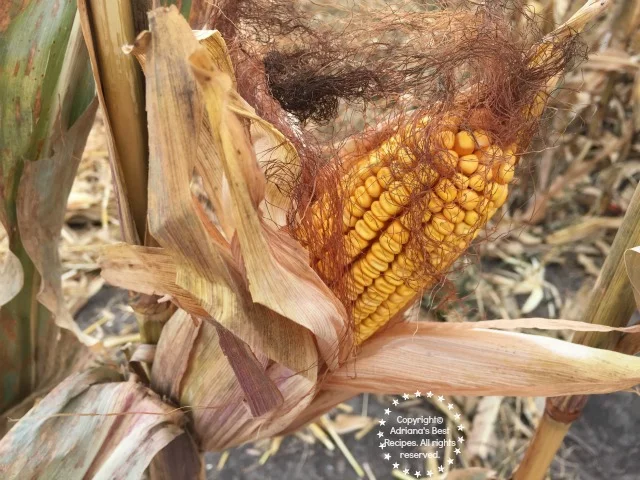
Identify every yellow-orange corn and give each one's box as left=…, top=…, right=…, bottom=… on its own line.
left=330, top=120, right=517, bottom=344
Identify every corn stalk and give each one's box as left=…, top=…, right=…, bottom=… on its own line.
left=0, top=0, right=97, bottom=434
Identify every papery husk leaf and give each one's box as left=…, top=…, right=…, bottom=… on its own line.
left=101, top=243, right=319, bottom=376
left=190, top=47, right=349, bottom=367
left=282, top=389, right=355, bottom=435
left=215, top=324, right=284, bottom=417
left=1, top=2, right=96, bottom=415
left=325, top=323, right=640, bottom=396
left=0, top=368, right=189, bottom=479
left=151, top=309, right=318, bottom=451
left=149, top=432, right=204, bottom=480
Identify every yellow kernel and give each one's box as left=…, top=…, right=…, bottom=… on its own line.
left=434, top=178, right=457, bottom=202
left=435, top=149, right=459, bottom=170
left=354, top=219, right=377, bottom=240
left=493, top=184, right=509, bottom=208
left=458, top=154, right=479, bottom=175
left=424, top=223, right=445, bottom=242
left=377, top=167, right=394, bottom=189
left=455, top=222, right=472, bottom=236
left=427, top=193, right=444, bottom=213
left=468, top=174, right=486, bottom=192
left=435, top=130, right=456, bottom=150
left=374, top=276, right=396, bottom=295
left=391, top=262, right=412, bottom=279
left=457, top=189, right=481, bottom=210
left=355, top=160, right=373, bottom=180
left=464, top=210, right=479, bottom=225
left=452, top=172, right=469, bottom=190
left=396, top=284, right=417, bottom=296
left=379, top=191, right=404, bottom=217
left=476, top=197, right=490, bottom=214
left=472, top=130, right=491, bottom=149
left=364, top=176, right=383, bottom=197
left=422, top=210, right=432, bottom=223
left=371, top=200, right=392, bottom=223
left=386, top=220, right=410, bottom=244
left=343, top=210, right=358, bottom=229
left=360, top=260, right=379, bottom=278
left=383, top=271, right=405, bottom=286
left=363, top=211, right=385, bottom=231
left=416, top=164, right=439, bottom=186
left=347, top=229, right=369, bottom=251
left=431, top=214, right=455, bottom=236
left=388, top=181, right=411, bottom=206
left=388, top=292, right=406, bottom=304
left=442, top=203, right=464, bottom=223
left=364, top=252, right=387, bottom=272
left=379, top=233, right=403, bottom=254
left=354, top=185, right=373, bottom=208
left=347, top=196, right=365, bottom=217
left=454, top=131, right=476, bottom=156
left=477, top=145, right=504, bottom=165
left=495, top=162, right=515, bottom=184
left=371, top=242, right=395, bottom=263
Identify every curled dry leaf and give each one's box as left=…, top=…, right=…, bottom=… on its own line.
left=324, top=322, right=640, bottom=397
left=0, top=368, right=196, bottom=479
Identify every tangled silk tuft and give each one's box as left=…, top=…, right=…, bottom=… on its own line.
left=216, top=0, right=586, bottom=342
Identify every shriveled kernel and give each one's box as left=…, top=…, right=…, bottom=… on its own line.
left=442, top=203, right=464, bottom=223
left=434, top=178, right=457, bottom=202
left=355, top=160, right=373, bottom=180
left=464, top=210, right=479, bottom=225
left=391, top=262, right=412, bottom=279
left=454, top=131, right=476, bottom=156
left=364, top=176, right=383, bottom=197
left=458, top=154, right=479, bottom=175
left=431, top=214, right=455, bottom=236
left=494, top=162, right=515, bottom=184
left=475, top=197, right=490, bottom=214
left=354, top=185, right=373, bottom=208
left=472, top=130, right=491, bottom=149
left=343, top=210, right=358, bottom=229
left=457, top=189, right=481, bottom=210
left=422, top=210, right=432, bottom=223
left=347, top=229, right=369, bottom=251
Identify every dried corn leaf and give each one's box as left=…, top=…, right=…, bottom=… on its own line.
left=325, top=322, right=640, bottom=396
left=0, top=368, right=192, bottom=479
left=190, top=46, right=349, bottom=366
left=151, top=309, right=318, bottom=451
left=101, top=243, right=318, bottom=377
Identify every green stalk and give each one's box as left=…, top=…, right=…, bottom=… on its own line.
left=0, top=1, right=96, bottom=423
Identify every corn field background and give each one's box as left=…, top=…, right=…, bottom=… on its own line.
left=1, top=0, right=640, bottom=479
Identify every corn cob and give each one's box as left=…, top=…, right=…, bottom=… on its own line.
left=312, top=118, right=517, bottom=344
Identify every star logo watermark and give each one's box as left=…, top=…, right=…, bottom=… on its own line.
left=377, top=387, right=466, bottom=479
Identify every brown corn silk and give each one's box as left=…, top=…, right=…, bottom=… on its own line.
left=215, top=1, right=582, bottom=344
